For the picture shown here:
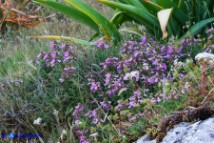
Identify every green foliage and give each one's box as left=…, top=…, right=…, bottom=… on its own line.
left=99, top=0, right=214, bottom=39
left=32, top=0, right=214, bottom=44
left=32, top=0, right=121, bottom=44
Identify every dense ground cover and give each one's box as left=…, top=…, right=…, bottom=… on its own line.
left=0, top=0, right=213, bottom=143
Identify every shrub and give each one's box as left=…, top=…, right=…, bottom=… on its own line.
left=33, top=34, right=213, bottom=142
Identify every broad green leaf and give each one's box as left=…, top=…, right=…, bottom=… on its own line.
left=157, top=8, right=173, bottom=39
left=31, top=35, right=96, bottom=46
left=110, top=10, right=127, bottom=29
left=154, top=0, right=189, bottom=25
left=98, top=0, right=159, bottom=30
left=64, top=0, right=121, bottom=43
left=126, top=0, right=149, bottom=12
left=32, top=0, right=99, bottom=32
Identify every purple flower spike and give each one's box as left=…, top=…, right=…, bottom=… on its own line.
left=96, top=40, right=109, bottom=49
left=148, top=76, right=157, bottom=84
left=129, top=116, right=137, bottom=122
left=150, top=98, right=156, bottom=103
left=59, top=43, right=67, bottom=49
left=167, top=46, right=174, bottom=54
left=89, top=81, right=101, bottom=93
left=50, top=42, right=55, bottom=51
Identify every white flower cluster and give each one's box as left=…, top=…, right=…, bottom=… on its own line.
left=173, top=59, right=184, bottom=69
left=123, top=71, right=140, bottom=81
left=195, top=52, right=214, bottom=66
left=33, top=117, right=42, bottom=125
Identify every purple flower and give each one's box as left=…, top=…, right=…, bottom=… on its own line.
left=117, top=101, right=123, bottom=111
left=59, top=43, right=67, bottom=49
left=100, top=101, right=111, bottom=111
left=134, top=90, right=141, bottom=99
left=43, top=53, right=49, bottom=60
left=96, top=40, right=109, bottom=49
left=104, top=73, right=111, bottom=85
left=84, top=110, right=99, bottom=124
left=50, top=42, right=55, bottom=51
left=150, top=98, right=157, bottom=103
left=128, top=101, right=137, bottom=108
left=138, top=113, right=144, bottom=117
left=72, top=103, right=85, bottom=120
left=50, top=59, right=56, bottom=67
left=167, top=46, right=174, bottom=54
left=59, top=78, right=64, bottom=82
left=140, top=36, right=147, bottom=45
left=63, top=51, right=70, bottom=59
left=129, top=116, right=137, bottom=122
left=92, top=118, right=98, bottom=124
left=89, top=81, right=101, bottom=93
left=80, top=135, right=89, bottom=143
left=148, top=76, right=158, bottom=84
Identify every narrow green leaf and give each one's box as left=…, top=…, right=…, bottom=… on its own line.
left=32, top=0, right=99, bottom=32
left=31, top=35, right=96, bottom=46
left=180, top=17, right=214, bottom=39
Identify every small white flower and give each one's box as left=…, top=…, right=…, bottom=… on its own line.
left=173, top=59, right=184, bottom=69
left=53, top=109, right=59, bottom=116
left=33, top=117, right=42, bottom=125
left=78, top=121, right=83, bottom=125
left=184, top=82, right=191, bottom=90
left=90, top=132, right=98, bottom=137
left=118, top=88, right=128, bottom=96
left=195, top=52, right=214, bottom=66
left=143, top=63, right=149, bottom=70
left=60, top=129, right=67, bottom=140
left=124, top=71, right=140, bottom=81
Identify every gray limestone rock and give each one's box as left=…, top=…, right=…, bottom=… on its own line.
left=134, top=117, right=214, bottom=143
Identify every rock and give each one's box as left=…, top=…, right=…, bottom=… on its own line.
left=135, top=117, right=214, bottom=143
left=133, top=134, right=156, bottom=143
left=161, top=117, right=214, bottom=143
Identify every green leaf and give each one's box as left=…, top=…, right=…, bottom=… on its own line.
left=180, top=17, right=214, bottom=40
left=32, top=0, right=99, bottom=32
left=64, top=0, right=121, bottom=43
left=98, top=0, right=159, bottom=30
left=110, top=10, right=127, bottom=29
left=154, top=0, right=189, bottom=25
left=126, top=0, right=149, bottom=12
left=31, top=35, right=96, bottom=46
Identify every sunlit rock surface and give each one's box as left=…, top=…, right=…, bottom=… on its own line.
left=135, top=117, right=214, bottom=143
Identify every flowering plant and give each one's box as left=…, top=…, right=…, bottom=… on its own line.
left=34, top=36, right=213, bottom=142
left=36, top=41, right=77, bottom=82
